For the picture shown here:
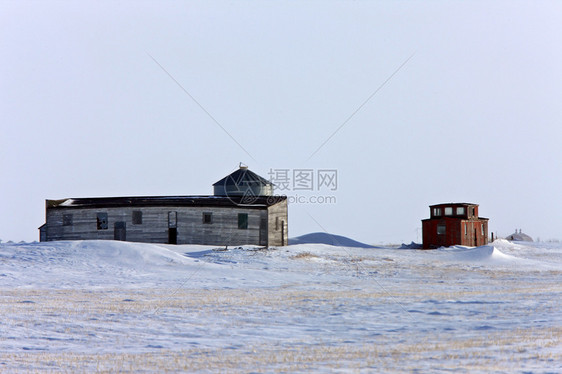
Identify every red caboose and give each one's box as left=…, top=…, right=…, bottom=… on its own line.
left=422, top=203, right=489, bottom=249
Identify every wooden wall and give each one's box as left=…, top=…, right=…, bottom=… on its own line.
left=267, top=199, right=288, bottom=246
left=422, top=217, right=488, bottom=249
left=44, top=203, right=287, bottom=246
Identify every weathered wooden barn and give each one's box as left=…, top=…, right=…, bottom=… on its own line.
left=422, top=203, right=488, bottom=249
left=40, top=167, right=288, bottom=246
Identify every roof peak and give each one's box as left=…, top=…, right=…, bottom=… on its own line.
left=212, top=167, right=271, bottom=187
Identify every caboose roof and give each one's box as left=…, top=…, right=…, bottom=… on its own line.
left=429, top=202, right=478, bottom=208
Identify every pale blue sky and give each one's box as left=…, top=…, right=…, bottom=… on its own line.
left=2, top=1, right=561, bottom=243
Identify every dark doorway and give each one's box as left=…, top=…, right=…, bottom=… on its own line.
left=259, top=218, right=267, bottom=246
left=168, top=228, right=177, bottom=244
left=168, top=211, right=178, bottom=244
left=114, top=221, right=126, bottom=241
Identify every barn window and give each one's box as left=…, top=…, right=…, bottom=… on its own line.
left=444, top=207, right=453, bottom=216
left=238, top=213, right=248, bottom=229
left=203, top=212, right=213, bottom=224
left=132, top=211, right=143, bottom=225
left=433, top=208, right=442, bottom=216
left=456, top=207, right=465, bottom=215
left=63, top=214, right=73, bottom=226
left=437, top=224, right=446, bottom=235
left=97, top=213, right=108, bottom=230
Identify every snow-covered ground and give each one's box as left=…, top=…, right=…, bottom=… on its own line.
left=0, top=237, right=560, bottom=373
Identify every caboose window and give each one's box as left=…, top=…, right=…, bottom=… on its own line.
left=444, top=207, right=453, bottom=216
left=456, top=207, right=465, bottom=215
left=437, top=225, right=446, bottom=235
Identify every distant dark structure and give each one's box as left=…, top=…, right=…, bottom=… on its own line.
left=288, top=232, right=375, bottom=248
left=422, top=203, right=489, bottom=249
left=39, top=166, right=288, bottom=246
left=506, top=229, right=533, bottom=242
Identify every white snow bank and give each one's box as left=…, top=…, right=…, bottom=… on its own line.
left=437, top=241, right=562, bottom=270
left=0, top=240, right=319, bottom=289
left=289, top=232, right=375, bottom=248
left=442, top=245, right=517, bottom=264
left=68, top=240, right=195, bottom=267
left=1, top=238, right=560, bottom=292
left=71, top=240, right=204, bottom=270
left=0, top=240, right=226, bottom=289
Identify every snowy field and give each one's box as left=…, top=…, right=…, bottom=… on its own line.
left=0, top=237, right=561, bottom=373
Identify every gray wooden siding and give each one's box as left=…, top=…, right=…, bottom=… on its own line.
left=267, top=200, right=288, bottom=246
left=213, top=184, right=273, bottom=198
left=45, top=205, right=279, bottom=246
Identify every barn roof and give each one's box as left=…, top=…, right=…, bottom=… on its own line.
left=47, top=195, right=286, bottom=209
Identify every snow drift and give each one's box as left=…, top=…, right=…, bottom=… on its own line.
left=0, top=239, right=561, bottom=372
left=436, top=240, right=560, bottom=269
left=442, top=245, right=517, bottom=263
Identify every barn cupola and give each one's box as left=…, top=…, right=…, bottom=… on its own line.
left=213, top=165, right=273, bottom=197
